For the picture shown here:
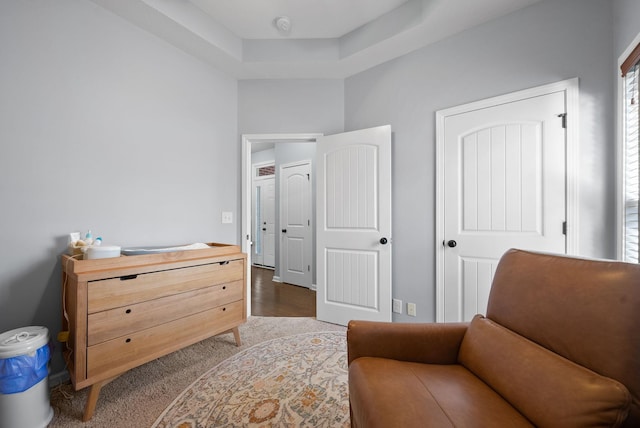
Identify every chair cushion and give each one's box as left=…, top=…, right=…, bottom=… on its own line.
left=349, top=357, right=533, bottom=428
left=486, top=249, right=640, bottom=425
left=458, top=315, right=631, bottom=428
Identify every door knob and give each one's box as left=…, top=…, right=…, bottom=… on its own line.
left=282, top=229, right=287, bottom=233
left=380, top=237, right=388, bottom=245
left=262, top=228, right=267, bottom=231
left=447, top=240, right=457, bottom=248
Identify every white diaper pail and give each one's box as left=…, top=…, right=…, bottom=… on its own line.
left=0, top=326, right=53, bottom=428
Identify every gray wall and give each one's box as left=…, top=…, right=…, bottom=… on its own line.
left=251, top=147, right=276, bottom=165
left=238, top=79, right=344, bottom=135
left=344, top=0, right=616, bottom=322
left=613, top=0, right=640, bottom=58
left=0, top=0, right=238, bottom=375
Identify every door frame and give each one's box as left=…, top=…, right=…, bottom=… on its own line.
left=241, top=133, right=322, bottom=317
left=434, top=78, right=579, bottom=322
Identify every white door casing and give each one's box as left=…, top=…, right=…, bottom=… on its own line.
left=280, top=161, right=313, bottom=288
left=436, top=79, right=579, bottom=322
left=316, top=125, right=392, bottom=326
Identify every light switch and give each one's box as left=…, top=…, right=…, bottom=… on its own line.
left=221, top=211, right=233, bottom=224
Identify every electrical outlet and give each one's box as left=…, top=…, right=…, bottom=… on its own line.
left=407, top=302, right=417, bottom=317
left=392, top=299, right=403, bottom=314
left=221, top=211, right=233, bottom=224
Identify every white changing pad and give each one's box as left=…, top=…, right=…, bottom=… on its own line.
left=121, top=243, right=210, bottom=256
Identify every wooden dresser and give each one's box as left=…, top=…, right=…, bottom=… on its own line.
left=61, top=243, right=246, bottom=421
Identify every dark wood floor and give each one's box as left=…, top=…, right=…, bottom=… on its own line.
left=251, top=266, right=316, bottom=317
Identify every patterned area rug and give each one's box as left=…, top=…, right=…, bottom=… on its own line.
left=152, top=331, right=350, bottom=428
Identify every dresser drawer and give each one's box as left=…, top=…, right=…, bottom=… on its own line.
left=87, top=300, right=243, bottom=378
left=87, top=280, right=243, bottom=346
left=87, top=259, right=243, bottom=313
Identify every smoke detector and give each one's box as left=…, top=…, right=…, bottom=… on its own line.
left=274, top=16, right=291, bottom=35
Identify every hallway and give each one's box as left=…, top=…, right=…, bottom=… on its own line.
left=250, top=266, right=316, bottom=317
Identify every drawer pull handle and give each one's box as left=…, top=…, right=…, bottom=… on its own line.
left=125, top=338, right=131, bottom=343
left=222, top=307, right=226, bottom=311
left=125, top=309, right=132, bottom=314
left=120, top=274, right=138, bottom=281
left=219, top=261, right=230, bottom=265
left=222, top=286, right=226, bottom=290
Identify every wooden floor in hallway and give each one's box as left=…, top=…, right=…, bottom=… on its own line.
left=251, top=266, right=316, bottom=317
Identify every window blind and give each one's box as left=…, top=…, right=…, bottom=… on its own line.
left=623, top=62, right=639, bottom=262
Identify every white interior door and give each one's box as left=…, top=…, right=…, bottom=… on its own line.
left=280, top=161, right=312, bottom=288
left=438, top=89, right=568, bottom=322
left=316, top=125, right=392, bottom=326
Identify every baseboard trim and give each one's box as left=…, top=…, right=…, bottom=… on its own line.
left=272, top=276, right=282, bottom=283
left=252, top=263, right=275, bottom=270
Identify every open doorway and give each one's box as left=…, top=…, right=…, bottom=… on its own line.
left=243, top=127, right=393, bottom=325
left=242, top=133, right=322, bottom=317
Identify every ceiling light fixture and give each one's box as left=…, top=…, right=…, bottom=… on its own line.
left=274, top=16, right=291, bottom=35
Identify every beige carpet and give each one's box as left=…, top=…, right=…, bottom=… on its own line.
left=48, top=317, right=346, bottom=428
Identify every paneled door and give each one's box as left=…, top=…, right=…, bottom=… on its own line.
left=280, top=161, right=312, bottom=288
left=437, top=88, right=569, bottom=322
left=316, top=125, right=392, bottom=326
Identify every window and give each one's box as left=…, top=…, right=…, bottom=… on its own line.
left=257, top=165, right=275, bottom=177
left=621, top=43, right=640, bottom=263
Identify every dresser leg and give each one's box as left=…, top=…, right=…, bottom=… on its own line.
left=83, top=383, right=102, bottom=422
left=82, top=376, right=119, bottom=421
left=232, top=326, right=242, bottom=346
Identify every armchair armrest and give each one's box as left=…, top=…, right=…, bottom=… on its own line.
left=347, top=320, right=468, bottom=365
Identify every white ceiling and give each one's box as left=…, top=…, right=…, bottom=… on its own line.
left=190, top=0, right=411, bottom=39
left=89, top=0, right=545, bottom=79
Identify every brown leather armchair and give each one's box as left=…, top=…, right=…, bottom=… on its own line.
left=347, top=249, right=639, bottom=427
